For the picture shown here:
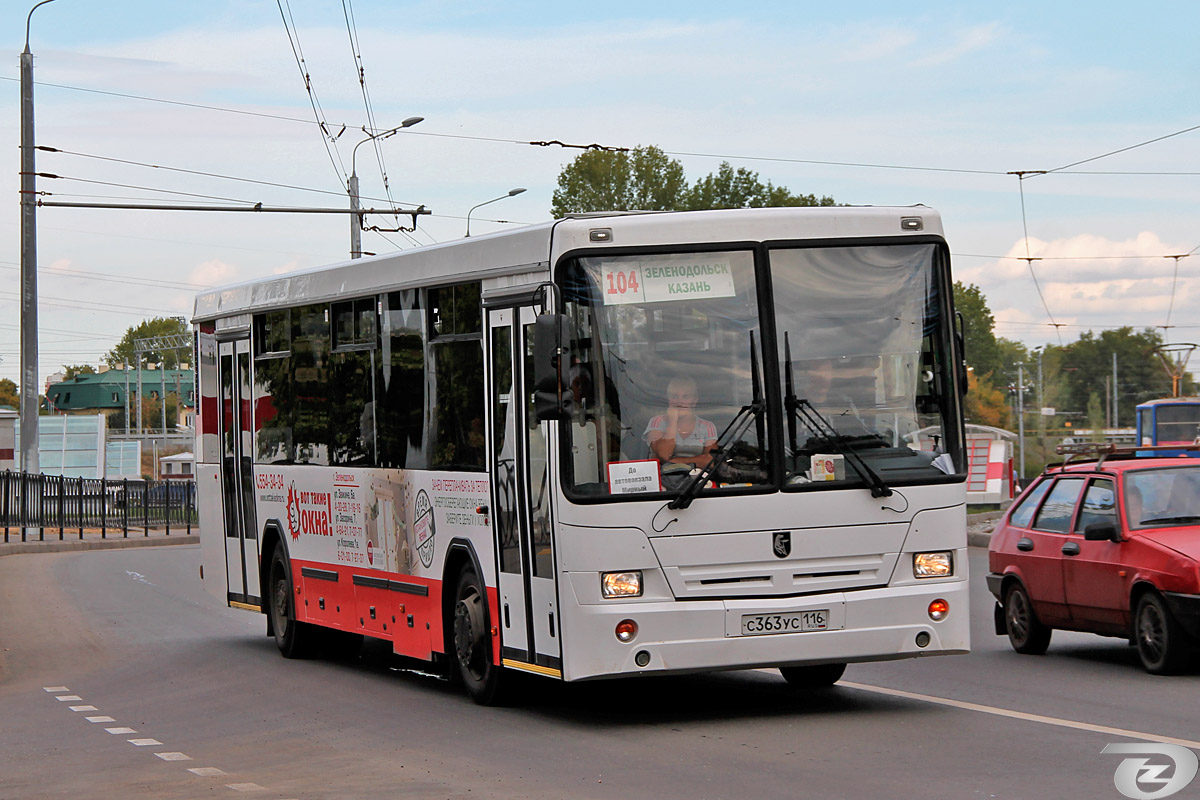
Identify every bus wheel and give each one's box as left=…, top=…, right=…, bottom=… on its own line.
left=1004, top=582, right=1051, bottom=655
left=1135, top=592, right=1191, bottom=675
left=779, top=663, right=846, bottom=688
left=268, top=547, right=317, bottom=659
left=452, top=567, right=504, bottom=704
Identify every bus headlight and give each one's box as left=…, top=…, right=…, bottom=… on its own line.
left=913, top=551, right=954, bottom=579
left=601, top=571, right=643, bottom=598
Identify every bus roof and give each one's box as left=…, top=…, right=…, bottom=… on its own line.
left=1136, top=397, right=1200, bottom=408
left=192, top=205, right=944, bottom=323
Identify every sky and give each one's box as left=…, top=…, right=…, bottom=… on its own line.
left=1, top=0, right=1197, bottom=389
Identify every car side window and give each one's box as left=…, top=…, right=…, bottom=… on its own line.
left=1074, top=478, right=1116, bottom=533
left=1032, top=477, right=1086, bottom=533
left=1009, top=479, right=1052, bottom=529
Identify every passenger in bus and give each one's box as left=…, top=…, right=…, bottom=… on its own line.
left=645, top=376, right=718, bottom=468
left=798, top=357, right=873, bottom=433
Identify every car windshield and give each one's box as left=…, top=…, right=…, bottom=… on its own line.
left=557, top=242, right=962, bottom=501
left=1124, top=466, right=1200, bottom=528
left=770, top=243, right=961, bottom=487
left=561, top=250, right=769, bottom=498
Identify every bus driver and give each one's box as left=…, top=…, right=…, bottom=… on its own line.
left=645, top=376, right=718, bottom=469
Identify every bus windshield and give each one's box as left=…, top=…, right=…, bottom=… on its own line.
left=560, top=243, right=960, bottom=500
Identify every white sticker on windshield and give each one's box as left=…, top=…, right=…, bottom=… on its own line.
left=607, top=460, right=662, bottom=494
left=601, top=258, right=736, bottom=305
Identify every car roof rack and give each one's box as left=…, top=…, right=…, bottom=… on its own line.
left=1047, top=441, right=1200, bottom=471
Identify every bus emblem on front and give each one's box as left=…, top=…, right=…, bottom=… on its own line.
left=772, top=531, right=791, bottom=558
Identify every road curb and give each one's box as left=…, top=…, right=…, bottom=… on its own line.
left=0, top=534, right=198, bottom=557
left=965, top=507, right=1007, bottom=548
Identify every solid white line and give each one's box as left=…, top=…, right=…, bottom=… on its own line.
left=840, top=681, right=1200, bottom=750
left=69, top=705, right=98, bottom=712
left=127, top=738, right=162, bottom=747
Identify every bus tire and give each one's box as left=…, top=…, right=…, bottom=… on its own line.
left=779, top=663, right=846, bottom=688
left=268, top=546, right=318, bottom=659
left=452, top=566, right=504, bottom=705
left=1004, top=582, right=1051, bottom=655
left=1134, top=592, right=1191, bottom=675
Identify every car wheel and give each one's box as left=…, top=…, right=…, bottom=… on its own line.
left=1134, top=592, right=1192, bottom=675
left=1004, top=582, right=1052, bottom=655
left=452, top=567, right=506, bottom=705
left=779, top=663, right=846, bottom=688
left=268, top=546, right=318, bottom=659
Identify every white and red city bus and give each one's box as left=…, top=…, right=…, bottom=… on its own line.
left=194, top=206, right=971, bottom=704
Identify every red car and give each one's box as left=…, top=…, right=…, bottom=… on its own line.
left=988, top=445, right=1200, bottom=674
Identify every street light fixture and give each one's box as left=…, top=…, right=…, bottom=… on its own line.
left=465, top=188, right=526, bottom=237
left=348, top=116, right=423, bottom=259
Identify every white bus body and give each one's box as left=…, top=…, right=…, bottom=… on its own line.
left=194, top=207, right=970, bottom=703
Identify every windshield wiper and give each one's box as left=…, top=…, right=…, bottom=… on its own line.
left=1139, top=515, right=1200, bottom=525
left=668, top=400, right=763, bottom=510
left=668, top=333, right=765, bottom=511
left=783, top=332, right=892, bottom=499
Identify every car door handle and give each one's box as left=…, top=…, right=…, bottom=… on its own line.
left=1016, top=537, right=1034, bottom=552
left=1062, top=541, right=1081, bottom=556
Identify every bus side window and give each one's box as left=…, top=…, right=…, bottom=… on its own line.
left=377, top=290, right=427, bottom=470
left=428, top=283, right=485, bottom=472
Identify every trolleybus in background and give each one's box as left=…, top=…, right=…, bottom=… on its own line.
left=1136, top=397, right=1200, bottom=454
left=193, top=206, right=970, bottom=704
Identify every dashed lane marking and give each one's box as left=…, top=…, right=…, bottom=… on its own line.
left=155, top=752, right=192, bottom=761
left=840, top=681, right=1200, bottom=751
left=127, top=738, right=163, bottom=747
left=86, top=715, right=116, bottom=723
left=43, top=686, right=69, bottom=693
left=226, top=783, right=266, bottom=792
left=54, top=695, right=82, bottom=702
left=187, top=767, right=226, bottom=777
left=69, top=705, right=98, bottom=712
left=105, top=727, right=137, bottom=735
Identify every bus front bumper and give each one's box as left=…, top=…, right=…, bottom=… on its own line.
left=559, top=578, right=970, bottom=682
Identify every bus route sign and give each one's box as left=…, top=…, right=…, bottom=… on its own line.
left=600, top=258, right=736, bottom=306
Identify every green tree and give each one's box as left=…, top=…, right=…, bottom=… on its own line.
left=105, top=317, right=190, bottom=370
left=551, top=146, right=687, bottom=216
left=62, top=364, right=95, bottom=380
left=685, top=162, right=836, bottom=210
left=953, top=282, right=1003, bottom=379
left=0, top=378, right=17, bottom=408
left=1058, top=328, right=1184, bottom=428
left=550, top=145, right=834, bottom=216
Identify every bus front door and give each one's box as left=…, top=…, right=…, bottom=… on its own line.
left=218, top=337, right=259, bottom=609
left=487, top=304, right=562, bottom=674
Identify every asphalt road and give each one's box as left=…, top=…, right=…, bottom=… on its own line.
left=1, top=545, right=1197, bottom=800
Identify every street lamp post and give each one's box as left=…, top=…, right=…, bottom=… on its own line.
left=348, top=117, right=423, bottom=259
left=20, top=0, right=57, bottom=479
left=465, top=188, right=526, bottom=237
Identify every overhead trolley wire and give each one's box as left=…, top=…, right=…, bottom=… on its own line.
left=276, top=0, right=348, bottom=183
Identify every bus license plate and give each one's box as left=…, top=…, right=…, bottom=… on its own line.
left=741, top=610, right=829, bottom=636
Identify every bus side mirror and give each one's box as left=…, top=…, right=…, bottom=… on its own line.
left=955, top=311, right=969, bottom=396
left=533, top=313, right=571, bottom=421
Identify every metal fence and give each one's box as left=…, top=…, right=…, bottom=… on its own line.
left=0, top=470, right=196, bottom=543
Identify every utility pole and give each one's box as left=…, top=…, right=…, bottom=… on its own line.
left=1112, top=352, right=1118, bottom=427
left=20, top=0, right=56, bottom=477
left=348, top=118, right=423, bottom=259
left=1016, top=362, right=1025, bottom=481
